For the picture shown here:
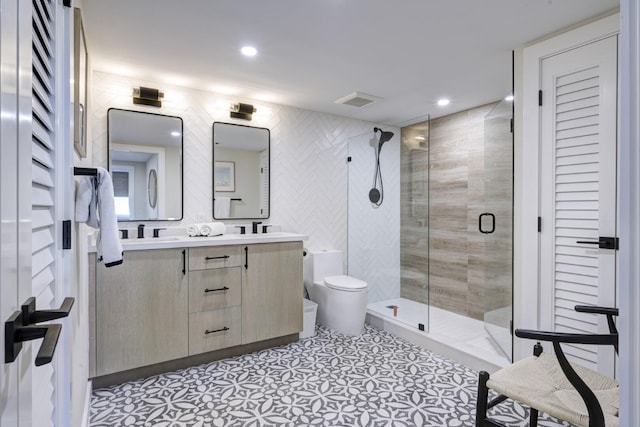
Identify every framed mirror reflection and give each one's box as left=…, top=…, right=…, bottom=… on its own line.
left=108, top=108, right=183, bottom=221
left=213, top=122, right=270, bottom=220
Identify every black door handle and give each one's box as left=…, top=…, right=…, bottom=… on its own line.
left=576, top=237, right=619, bottom=250
left=478, top=213, right=495, bottom=234
left=5, top=296, right=75, bottom=366
left=21, top=297, right=74, bottom=325
left=244, top=246, right=248, bottom=270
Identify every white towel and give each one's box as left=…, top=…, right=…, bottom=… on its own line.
left=186, top=224, right=201, bottom=237
left=199, top=222, right=226, bottom=236
left=75, top=167, right=123, bottom=267
left=214, top=196, right=231, bottom=218
left=187, top=222, right=226, bottom=237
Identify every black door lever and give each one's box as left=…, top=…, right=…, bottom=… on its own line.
left=5, top=297, right=74, bottom=366
left=576, top=237, right=619, bottom=250
left=21, top=297, right=74, bottom=325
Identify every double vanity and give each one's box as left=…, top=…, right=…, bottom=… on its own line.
left=89, top=108, right=297, bottom=387
left=88, top=232, right=305, bottom=387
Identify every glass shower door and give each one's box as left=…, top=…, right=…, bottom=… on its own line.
left=481, top=96, right=514, bottom=361
left=346, top=129, right=416, bottom=328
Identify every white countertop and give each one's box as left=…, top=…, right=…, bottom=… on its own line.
left=89, top=232, right=308, bottom=252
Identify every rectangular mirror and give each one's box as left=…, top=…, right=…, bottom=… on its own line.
left=213, top=122, right=270, bottom=219
left=108, top=108, right=183, bottom=221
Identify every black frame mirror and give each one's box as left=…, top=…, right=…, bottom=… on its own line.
left=108, top=108, right=183, bottom=221
left=213, top=122, right=270, bottom=220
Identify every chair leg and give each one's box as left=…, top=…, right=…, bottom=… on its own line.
left=476, top=371, right=490, bottom=427
left=529, top=408, right=538, bottom=427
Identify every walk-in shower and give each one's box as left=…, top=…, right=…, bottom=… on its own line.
left=347, top=98, right=514, bottom=372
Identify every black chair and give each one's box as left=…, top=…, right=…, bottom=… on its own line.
left=475, top=305, right=619, bottom=427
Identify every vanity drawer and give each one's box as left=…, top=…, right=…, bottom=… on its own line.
left=188, top=306, right=241, bottom=355
left=189, top=245, right=242, bottom=270
left=189, top=267, right=241, bottom=313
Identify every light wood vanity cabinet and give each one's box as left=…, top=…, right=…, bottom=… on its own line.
left=242, top=241, right=303, bottom=343
left=188, top=245, right=242, bottom=355
left=91, top=240, right=303, bottom=378
left=95, top=249, right=188, bottom=376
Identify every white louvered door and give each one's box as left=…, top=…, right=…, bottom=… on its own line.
left=539, top=35, right=618, bottom=377
left=32, top=0, right=56, bottom=425
left=32, top=0, right=70, bottom=426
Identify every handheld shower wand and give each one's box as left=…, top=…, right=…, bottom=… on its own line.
left=369, top=127, right=395, bottom=206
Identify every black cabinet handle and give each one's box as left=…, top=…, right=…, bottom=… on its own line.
left=204, top=286, right=229, bottom=293
left=182, top=250, right=186, bottom=275
left=204, top=255, right=230, bottom=261
left=478, top=212, right=496, bottom=234
left=244, top=246, right=248, bottom=269
left=204, top=326, right=229, bottom=335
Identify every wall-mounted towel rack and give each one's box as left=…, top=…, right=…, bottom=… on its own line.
left=74, top=167, right=97, bottom=176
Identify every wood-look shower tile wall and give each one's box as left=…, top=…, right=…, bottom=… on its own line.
left=400, top=102, right=510, bottom=321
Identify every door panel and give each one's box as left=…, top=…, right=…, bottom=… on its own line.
left=1, top=0, right=34, bottom=425
left=539, top=35, right=618, bottom=376
left=482, top=96, right=514, bottom=362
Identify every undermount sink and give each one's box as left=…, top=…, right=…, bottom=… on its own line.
left=123, top=236, right=181, bottom=243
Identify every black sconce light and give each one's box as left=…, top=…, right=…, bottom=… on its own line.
left=133, top=86, right=164, bottom=107
left=230, top=103, right=256, bottom=120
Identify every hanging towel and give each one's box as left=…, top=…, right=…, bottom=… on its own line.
left=75, top=167, right=123, bottom=267
left=214, top=196, right=231, bottom=218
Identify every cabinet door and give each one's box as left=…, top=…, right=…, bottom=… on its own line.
left=242, top=242, right=303, bottom=343
left=96, top=249, right=188, bottom=376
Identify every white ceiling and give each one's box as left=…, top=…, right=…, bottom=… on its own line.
left=81, top=0, right=619, bottom=126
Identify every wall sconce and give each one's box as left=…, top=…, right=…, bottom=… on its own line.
left=230, top=102, right=256, bottom=120
left=133, top=86, right=164, bottom=107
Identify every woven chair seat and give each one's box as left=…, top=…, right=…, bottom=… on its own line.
left=487, top=353, right=619, bottom=427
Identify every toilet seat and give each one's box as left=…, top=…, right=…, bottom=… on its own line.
left=324, top=275, right=367, bottom=292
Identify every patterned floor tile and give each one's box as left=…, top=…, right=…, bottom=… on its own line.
left=90, top=325, right=573, bottom=426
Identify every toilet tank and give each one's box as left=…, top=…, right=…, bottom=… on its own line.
left=304, top=250, right=343, bottom=285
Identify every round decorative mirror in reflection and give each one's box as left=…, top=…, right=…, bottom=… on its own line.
left=148, top=169, right=158, bottom=208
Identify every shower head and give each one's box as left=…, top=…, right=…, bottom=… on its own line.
left=374, top=127, right=394, bottom=146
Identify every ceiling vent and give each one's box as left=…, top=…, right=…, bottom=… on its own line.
left=334, top=91, right=382, bottom=108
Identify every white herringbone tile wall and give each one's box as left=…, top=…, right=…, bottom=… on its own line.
left=347, top=132, right=401, bottom=303
left=90, top=71, right=399, bottom=267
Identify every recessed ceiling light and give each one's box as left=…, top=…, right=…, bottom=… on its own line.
left=241, top=46, right=257, bottom=57
left=505, top=94, right=514, bottom=101
left=437, top=98, right=450, bottom=107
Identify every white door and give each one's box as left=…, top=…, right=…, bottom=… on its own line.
left=1, top=0, right=71, bottom=426
left=539, top=35, right=618, bottom=377
left=1, top=0, right=36, bottom=425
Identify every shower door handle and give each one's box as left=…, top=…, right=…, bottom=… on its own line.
left=478, top=213, right=495, bottom=234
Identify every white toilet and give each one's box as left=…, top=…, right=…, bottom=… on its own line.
left=304, top=250, right=368, bottom=336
